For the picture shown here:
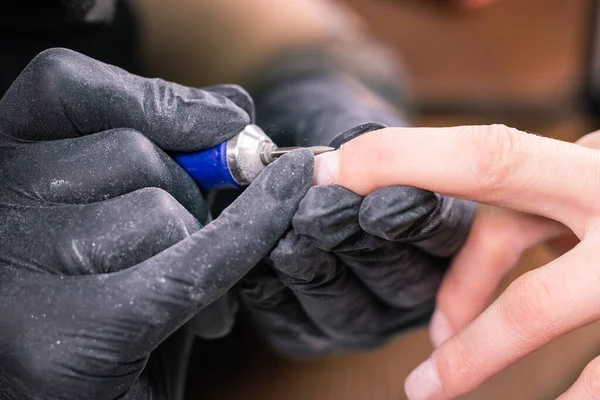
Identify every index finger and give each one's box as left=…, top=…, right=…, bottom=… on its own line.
left=315, top=125, right=600, bottom=236
left=0, top=48, right=251, bottom=150
left=87, top=149, right=315, bottom=356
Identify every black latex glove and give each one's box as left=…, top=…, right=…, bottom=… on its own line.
left=239, top=122, right=475, bottom=358
left=243, top=47, right=476, bottom=356
left=0, top=48, right=313, bottom=399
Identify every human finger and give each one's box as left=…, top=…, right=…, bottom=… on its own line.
left=292, top=185, right=443, bottom=308
left=539, top=130, right=600, bottom=256
left=0, top=48, right=251, bottom=150
left=238, top=263, right=332, bottom=358
left=52, top=188, right=200, bottom=275
left=314, top=125, right=600, bottom=235
left=555, top=356, right=600, bottom=400
left=404, top=237, right=600, bottom=400
left=575, top=129, right=600, bottom=148
left=430, top=206, right=566, bottom=347
left=9, top=128, right=206, bottom=218
left=90, top=149, right=314, bottom=355
left=430, top=128, right=600, bottom=346
left=270, top=228, right=437, bottom=339
left=359, top=186, right=475, bottom=258
left=58, top=187, right=239, bottom=339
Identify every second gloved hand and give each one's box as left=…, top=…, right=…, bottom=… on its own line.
left=243, top=31, right=474, bottom=356
left=239, top=124, right=475, bottom=357
left=0, top=48, right=313, bottom=399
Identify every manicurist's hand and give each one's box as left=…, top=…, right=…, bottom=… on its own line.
left=239, top=124, right=475, bottom=358
left=314, top=124, right=600, bottom=399
left=0, top=48, right=313, bottom=400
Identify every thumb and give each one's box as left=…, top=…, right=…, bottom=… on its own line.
left=94, top=149, right=314, bottom=354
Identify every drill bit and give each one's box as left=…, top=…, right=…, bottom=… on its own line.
left=260, top=144, right=335, bottom=165
left=175, top=124, right=337, bottom=190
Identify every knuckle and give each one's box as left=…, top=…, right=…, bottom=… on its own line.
left=582, top=357, right=600, bottom=398
left=461, top=124, right=522, bottom=192
left=28, top=48, right=81, bottom=91
left=500, top=272, right=557, bottom=340
left=30, top=48, right=78, bottom=73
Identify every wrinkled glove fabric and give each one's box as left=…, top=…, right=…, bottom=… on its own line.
left=0, top=48, right=313, bottom=400
left=240, top=40, right=476, bottom=357
left=240, top=125, right=475, bottom=357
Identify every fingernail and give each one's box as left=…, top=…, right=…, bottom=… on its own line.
left=430, top=310, right=452, bottom=348
left=404, top=358, right=441, bottom=400
left=313, top=150, right=340, bottom=185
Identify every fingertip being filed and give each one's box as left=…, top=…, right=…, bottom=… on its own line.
left=320, top=128, right=397, bottom=196
left=224, top=147, right=315, bottom=235
left=313, top=150, right=340, bottom=185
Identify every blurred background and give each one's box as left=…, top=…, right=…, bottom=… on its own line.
left=187, top=1, right=600, bottom=398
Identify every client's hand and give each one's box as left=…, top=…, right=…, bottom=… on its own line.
left=315, top=125, right=600, bottom=399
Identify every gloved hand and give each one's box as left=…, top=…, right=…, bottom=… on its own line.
left=239, top=123, right=475, bottom=357
left=0, top=48, right=313, bottom=400
left=238, top=34, right=477, bottom=356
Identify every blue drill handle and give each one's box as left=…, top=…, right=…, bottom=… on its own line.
left=173, top=141, right=241, bottom=191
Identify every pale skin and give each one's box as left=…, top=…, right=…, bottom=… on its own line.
left=313, top=125, right=600, bottom=399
